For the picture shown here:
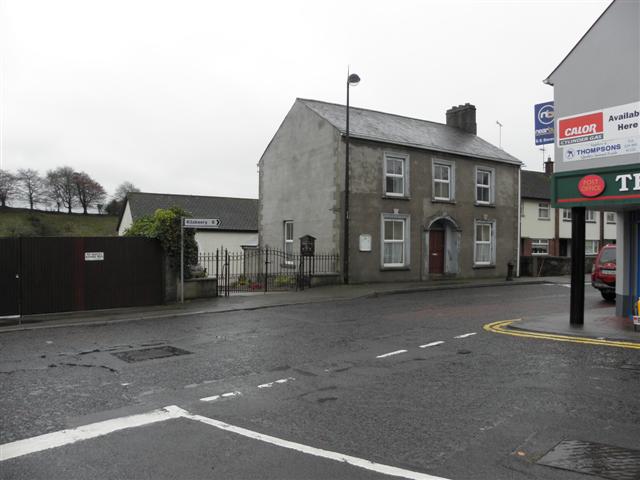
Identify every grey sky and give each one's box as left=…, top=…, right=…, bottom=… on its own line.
left=0, top=0, right=610, bottom=200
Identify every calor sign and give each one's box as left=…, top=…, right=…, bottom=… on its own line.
left=558, top=112, right=604, bottom=146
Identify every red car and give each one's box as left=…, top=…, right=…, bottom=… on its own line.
left=591, top=244, right=616, bottom=301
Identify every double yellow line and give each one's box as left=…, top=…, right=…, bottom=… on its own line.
left=484, top=319, right=640, bottom=350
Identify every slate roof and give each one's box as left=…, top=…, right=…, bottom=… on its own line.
left=521, top=170, right=551, bottom=200
left=299, top=98, right=522, bottom=165
left=120, top=192, right=258, bottom=232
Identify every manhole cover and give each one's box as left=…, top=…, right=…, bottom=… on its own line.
left=537, top=439, right=640, bottom=480
left=111, top=346, right=192, bottom=363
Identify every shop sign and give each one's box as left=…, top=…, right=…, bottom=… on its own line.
left=534, top=101, right=554, bottom=145
left=557, top=101, right=640, bottom=162
left=553, top=164, right=640, bottom=207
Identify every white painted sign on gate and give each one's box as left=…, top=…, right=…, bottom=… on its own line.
left=85, top=252, right=104, bottom=261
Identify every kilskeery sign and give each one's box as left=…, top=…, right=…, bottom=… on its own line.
left=553, top=164, right=640, bottom=207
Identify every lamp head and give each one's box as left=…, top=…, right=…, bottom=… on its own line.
left=347, top=73, right=361, bottom=86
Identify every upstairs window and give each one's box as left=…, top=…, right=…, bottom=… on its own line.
left=538, top=203, right=550, bottom=220
left=586, top=209, right=596, bottom=222
left=475, top=167, right=494, bottom=204
left=606, top=212, right=616, bottom=224
left=384, top=153, right=408, bottom=197
left=562, top=209, right=571, bottom=221
left=433, top=161, right=454, bottom=201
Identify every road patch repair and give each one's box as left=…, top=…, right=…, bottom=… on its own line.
left=484, top=320, right=640, bottom=350
left=0, top=405, right=451, bottom=480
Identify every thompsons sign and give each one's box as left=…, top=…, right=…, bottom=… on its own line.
left=557, top=101, right=640, bottom=162
left=553, top=164, right=640, bottom=207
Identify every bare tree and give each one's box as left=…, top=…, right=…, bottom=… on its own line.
left=73, top=171, right=106, bottom=214
left=106, top=181, right=140, bottom=216
left=16, top=168, right=45, bottom=210
left=46, top=166, right=76, bottom=213
left=0, top=169, right=17, bottom=207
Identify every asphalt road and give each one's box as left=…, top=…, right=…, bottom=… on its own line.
left=1, top=283, right=639, bottom=480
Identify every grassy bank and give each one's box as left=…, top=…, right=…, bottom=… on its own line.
left=0, top=207, right=118, bottom=237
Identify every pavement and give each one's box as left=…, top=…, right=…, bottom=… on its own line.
left=2, top=274, right=639, bottom=343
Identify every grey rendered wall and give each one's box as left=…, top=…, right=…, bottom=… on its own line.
left=550, top=0, right=640, bottom=172
left=259, top=101, right=340, bottom=254
left=346, top=139, right=519, bottom=283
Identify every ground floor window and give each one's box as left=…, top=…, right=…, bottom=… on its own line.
left=381, top=213, right=410, bottom=267
left=284, top=221, right=294, bottom=261
left=474, top=220, right=495, bottom=266
left=531, top=239, right=549, bottom=255
left=585, top=240, right=599, bottom=255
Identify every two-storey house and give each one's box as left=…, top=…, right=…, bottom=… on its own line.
left=259, top=98, right=522, bottom=283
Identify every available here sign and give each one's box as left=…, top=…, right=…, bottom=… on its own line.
left=557, top=101, right=640, bottom=162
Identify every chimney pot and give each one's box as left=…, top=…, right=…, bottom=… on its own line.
left=446, top=103, right=477, bottom=135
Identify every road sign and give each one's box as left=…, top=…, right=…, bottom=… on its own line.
left=183, top=218, right=221, bottom=228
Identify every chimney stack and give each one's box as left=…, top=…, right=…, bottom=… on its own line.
left=544, top=157, right=554, bottom=175
left=446, top=103, right=477, bottom=135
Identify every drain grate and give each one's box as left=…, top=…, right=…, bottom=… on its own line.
left=537, top=439, right=640, bottom=480
left=111, top=346, right=192, bottom=363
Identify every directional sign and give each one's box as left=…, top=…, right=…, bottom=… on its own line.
left=183, top=218, right=221, bottom=228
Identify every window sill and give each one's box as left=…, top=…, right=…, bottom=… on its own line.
left=474, top=202, right=495, bottom=208
left=585, top=221, right=596, bottom=223
left=537, top=218, right=551, bottom=221
left=380, top=266, right=411, bottom=271
left=562, top=219, right=571, bottom=222
left=382, top=195, right=410, bottom=201
left=472, top=264, right=495, bottom=269
left=431, top=199, right=456, bottom=205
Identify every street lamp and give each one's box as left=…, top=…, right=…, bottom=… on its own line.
left=344, top=72, right=360, bottom=285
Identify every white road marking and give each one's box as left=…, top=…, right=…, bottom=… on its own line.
left=419, top=341, right=444, bottom=348
left=200, top=395, right=220, bottom=402
left=200, top=391, right=241, bottom=402
left=454, top=333, right=476, bottom=339
left=257, top=377, right=296, bottom=389
left=170, top=406, right=451, bottom=480
left=1, top=405, right=451, bottom=479
left=376, top=350, right=408, bottom=359
left=0, top=406, right=182, bottom=462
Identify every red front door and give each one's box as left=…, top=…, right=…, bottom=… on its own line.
left=429, top=230, right=445, bottom=274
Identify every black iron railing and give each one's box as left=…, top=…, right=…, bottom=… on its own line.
left=197, top=247, right=340, bottom=296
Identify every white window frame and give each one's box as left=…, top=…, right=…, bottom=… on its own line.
left=538, top=202, right=550, bottom=220
left=606, top=212, right=616, bottom=224
left=473, top=220, right=496, bottom=266
left=585, top=240, right=599, bottom=255
left=475, top=166, right=494, bottom=205
left=432, top=159, right=455, bottom=202
left=283, top=220, right=294, bottom=262
left=380, top=213, right=410, bottom=268
left=531, top=239, right=549, bottom=255
left=562, top=209, right=571, bottom=222
left=586, top=209, right=596, bottom=223
left=383, top=152, right=409, bottom=197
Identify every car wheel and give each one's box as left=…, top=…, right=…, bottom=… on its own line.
left=601, top=291, right=616, bottom=302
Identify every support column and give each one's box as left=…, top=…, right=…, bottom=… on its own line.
left=570, top=207, right=585, bottom=326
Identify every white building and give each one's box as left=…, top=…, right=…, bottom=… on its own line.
left=117, top=192, right=258, bottom=254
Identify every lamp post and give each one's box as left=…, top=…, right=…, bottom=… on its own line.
left=344, top=72, right=360, bottom=285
